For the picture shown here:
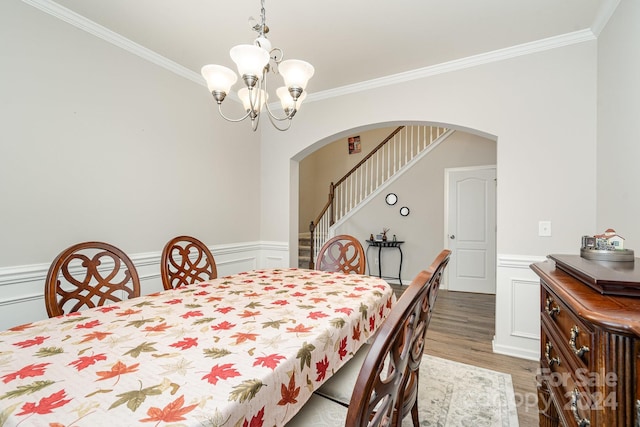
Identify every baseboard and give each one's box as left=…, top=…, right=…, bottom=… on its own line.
left=492, top=339, right=539, bottom=361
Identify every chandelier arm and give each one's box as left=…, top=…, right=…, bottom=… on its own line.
left=264, top=111, right=292, bottom=131
left=247, top=82, right=263, bottom=119
left=216, top=103, right=253, bottom=123
left=270, top=47, right=284, bottom=64
left=264, top=100, right=296, bottom=121
left=260, top=68, right=296, bottom=122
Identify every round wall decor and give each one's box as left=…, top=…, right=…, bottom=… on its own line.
left=400, top=206, right=410, bottom=216
left=385, top=193, right=398, bottom=205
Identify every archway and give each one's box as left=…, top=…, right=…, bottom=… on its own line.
left=293, top=121, right=497, bottom=285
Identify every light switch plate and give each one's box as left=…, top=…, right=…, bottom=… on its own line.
left=539, top=221, right=552, bottom=237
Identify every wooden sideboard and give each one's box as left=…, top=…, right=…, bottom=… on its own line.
left=531, top=255, right=640, bottom=427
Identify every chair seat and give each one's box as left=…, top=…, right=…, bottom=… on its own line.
left=315, top=343, right=370, bottom=404
left=286, top=394, right=347, bottom=426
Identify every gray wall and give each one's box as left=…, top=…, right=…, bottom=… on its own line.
left=597, top=0, right=640, bottom=242
left=334, top=131, right=496, bottom=283
left=298, top=126, right=399, bottom=233
left=0, top=0, right=262, bottom=267
left=262, top=40, right=598, bottom=262
left=1, top=0, right=637, bottom=359
left=261, top=31, right=599, bottom=359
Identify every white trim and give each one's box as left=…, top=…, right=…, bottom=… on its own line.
left=591, top=0, right=621, bottom=36
left=0, top=293, right=44, bottom=307
left=0, top=241, right=289, bottom=330
left=0, top=241, right=287, bottom=287
left=492, top=340, right=539, bottom=361
left=22, top=0, right=599, bottom=103
left=309, top=30, right=595, bottom=103
left=21, top=0, right=205, bottom=86
left=497, top=254, right=547, bottom=269
left=0, top=263, right=50, bottom=286
left=494, top=254, right=545, bottom=361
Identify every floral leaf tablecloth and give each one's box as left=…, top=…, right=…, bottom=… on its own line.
left=0, top=268, right=393, bottom=426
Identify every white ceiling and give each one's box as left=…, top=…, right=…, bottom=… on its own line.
left=47, top=0, right=612, bottom=95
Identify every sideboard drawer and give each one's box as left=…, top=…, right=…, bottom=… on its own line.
left=532, top=257, right=640, bottom=427
left=541, top=284, right=593, bottom=371
left=540, top=324, right=592, bottom=427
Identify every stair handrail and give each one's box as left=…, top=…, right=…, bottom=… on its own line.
left=306, top=125, right=449, bottom=269
left=308, top=127, right=404, bottom=269
left=333, top=126, right=405, bottom=188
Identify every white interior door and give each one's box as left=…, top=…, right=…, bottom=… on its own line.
left=445, top=166, right=496, bottom=294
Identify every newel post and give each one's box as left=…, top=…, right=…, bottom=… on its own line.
left=308, top=221, right=315, bottom=270
left=329, top=182, right=335, bottom=226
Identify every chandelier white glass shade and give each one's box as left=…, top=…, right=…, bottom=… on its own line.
left=200, top=0, right=314, bottom=131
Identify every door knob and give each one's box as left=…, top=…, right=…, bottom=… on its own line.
left=449, top=235, right=455, bottom=239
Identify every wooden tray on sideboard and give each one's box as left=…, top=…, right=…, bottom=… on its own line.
left=549, top=254, right=640, bottom=297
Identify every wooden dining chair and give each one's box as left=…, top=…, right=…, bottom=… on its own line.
left=395, top=249, right=451, bottom=427
left=315, top=234, right=366, bottom=274
left=160, top=235, right=217, bottom=290
left=308, top=249, right=451, bottom=427
left=286, top=266, right=440, bottom=427
left=44, top=241, right=141, bottom=318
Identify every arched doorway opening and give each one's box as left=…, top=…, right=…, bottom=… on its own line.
left=293, top=122, right=497, bottom=288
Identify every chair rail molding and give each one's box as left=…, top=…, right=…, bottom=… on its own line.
left=0, top=240, right=288, bottom=331
left=497, top=254, right=547, bottom=269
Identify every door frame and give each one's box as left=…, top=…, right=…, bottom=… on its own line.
left=443, top=165, right=497, bottom=292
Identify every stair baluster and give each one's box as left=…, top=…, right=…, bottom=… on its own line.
left=306, top=125, right=451, bottom=268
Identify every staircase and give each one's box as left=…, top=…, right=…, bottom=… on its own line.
left=298, top=232, right=311, bottom=268
left=304, top=125, right=453, bottom=269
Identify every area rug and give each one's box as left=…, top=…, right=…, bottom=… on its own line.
left=402, top=355, right=519, bottom=427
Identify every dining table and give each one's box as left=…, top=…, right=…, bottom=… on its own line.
left=0, top=268, right=394, bottom=426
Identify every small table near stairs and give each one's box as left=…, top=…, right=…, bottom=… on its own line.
left=366, top=240, right=404, bottom=285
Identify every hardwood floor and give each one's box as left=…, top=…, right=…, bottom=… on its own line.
left=392, top=286, right=540, bottom=426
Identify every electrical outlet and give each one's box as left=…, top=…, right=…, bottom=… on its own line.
left=539, top=221, right=552, bottom=237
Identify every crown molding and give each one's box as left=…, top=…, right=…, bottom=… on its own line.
left=591, top=0, right=621, bottom=37
left=24, top=0, right=600, bottom=104
left=308, top=29, right=596, bottom=102
left=21, top=0, right=205, bottom=87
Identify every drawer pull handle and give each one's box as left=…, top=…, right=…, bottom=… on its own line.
left=545, top=297, right=560, bottom=317
left=544, top=342, right=560, bottom=366
left=570, top=388, right=591, bottom=427
left=569, top=326, right=590, bottom=358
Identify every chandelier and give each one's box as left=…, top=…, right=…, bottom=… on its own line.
left=200, top=0, right=314, bottom=132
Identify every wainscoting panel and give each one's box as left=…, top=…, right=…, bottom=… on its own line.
left=511, top=279, right=541, bottom=339
left=0, top=241, right=288, bottom=331
left=493, top=254, right=546, bottom=361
